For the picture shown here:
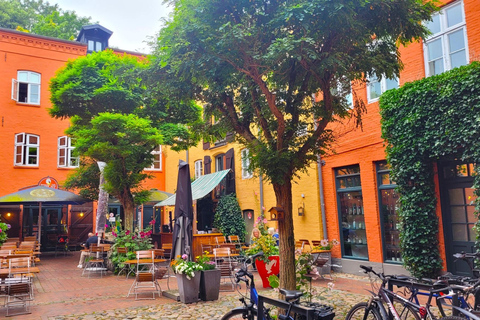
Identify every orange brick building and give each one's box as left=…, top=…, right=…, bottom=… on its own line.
left=321, top=0, right=480, bottom=275
left=0, top=25, right=166, bottom=249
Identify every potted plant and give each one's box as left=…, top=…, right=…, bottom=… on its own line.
left=171, top=254, right=203, bottom=303
left=196, top=251, right=221, bottom=301
left=312, top=239, right=339, bottom=276
left=245, top=233, right=279, bottom=288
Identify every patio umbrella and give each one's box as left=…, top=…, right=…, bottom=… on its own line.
left=0, top=185, right=87, bottom=244
left=171, top=160, right=194, bottom=261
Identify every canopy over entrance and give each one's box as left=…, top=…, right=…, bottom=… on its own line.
left=155, top=169, right=230, bottom=207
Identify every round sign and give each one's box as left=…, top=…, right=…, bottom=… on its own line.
left=38, top=176, right=59, bottom=189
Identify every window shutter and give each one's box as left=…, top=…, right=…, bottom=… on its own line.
left=11, top=79, right=18, bottom=101
left=204, top=156, right=211, bottom=174
left=225, top=148, right=236, bottom=194
left=203, top=140, right=210, bottom=150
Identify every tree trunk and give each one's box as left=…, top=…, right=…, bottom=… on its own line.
left=273, top=179, right=296, bottom=291
left=96, top=162, right=108, bottom=236
left=119, top=195, right=135, bottom=232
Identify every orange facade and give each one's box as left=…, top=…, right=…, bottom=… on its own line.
left=0, top=28, right=166, bottom=245
left=321, top=0, right=480, bottom=274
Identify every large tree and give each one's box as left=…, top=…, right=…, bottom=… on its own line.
left=0, top=0, right=93, bottom=40
left=50, top=50, right=201, bottom=230
left=155, top=0, right=436, bottom=290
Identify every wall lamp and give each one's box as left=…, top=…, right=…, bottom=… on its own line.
left=298, top=194, right=305, bottom=216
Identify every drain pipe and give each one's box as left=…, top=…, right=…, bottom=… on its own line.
left=317, top=154, right=327, bottom=238
left=259, top=173, right=265, bottom=216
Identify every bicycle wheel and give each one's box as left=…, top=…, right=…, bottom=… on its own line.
left=393, top=302, right=421, bottom=320
left=346, top=302, right=383, bottom=320
left=438, top=317, right=467, bottom=320
left=221, top=307, right=257, bottom=320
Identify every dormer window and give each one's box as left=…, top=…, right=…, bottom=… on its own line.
left=88, top=40, right=103, bottom=52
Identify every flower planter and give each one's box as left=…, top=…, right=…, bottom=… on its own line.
left=199, top=269, right=221, bottom=301
left=255, top=255, right=280, bottom=288
left=176, top=271, right=201, bottom=304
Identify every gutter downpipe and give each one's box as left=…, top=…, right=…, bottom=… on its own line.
left=259, top=174, right=264, bottom=216
left=313, top=94, right=327, bottom=238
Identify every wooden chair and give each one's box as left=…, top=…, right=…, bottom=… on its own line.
left=82, top=246, right=107, bottom=278
left=295, top=240, right=305, bottom=254
left=5, top=282, right=32, bottom=316
left=311, top=240, right=321, bottom=248
left=215, top=236, right=227, bottom=247
left=299, top=239, right=312, bottom=252
left=116, top=247, right=134, bottom=279
left=23, top=236, right=37, bottom=242
left=162, top=243, right=172, bottom=260
left=127, top=250, right=161, bottom=300
left=213, top=247, right=235, bottom=291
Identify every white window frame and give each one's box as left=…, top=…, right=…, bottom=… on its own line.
left=11, top=71, right=41, bottom=105
left=367, top=74, right=399, bottom=103
left=14, top=133, right=39, bottom=166
left=241, top=148, right=253, bottom=179
left=58, top=136, right=79, bottom=168
left=423, top=1, right=468, bottom=77
left=146, top=145, right=162, bottom=171
left=194, top=160, right=203, bottom=179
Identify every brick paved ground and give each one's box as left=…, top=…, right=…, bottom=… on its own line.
left=1, top=251, right=374, bottom=319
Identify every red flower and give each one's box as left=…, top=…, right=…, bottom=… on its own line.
left=125, top=230, right=130, bottom=235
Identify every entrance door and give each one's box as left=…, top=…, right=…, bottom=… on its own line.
left=439, top=161, right=477, bottom=276
left=243, top=210, right=255, bottom=244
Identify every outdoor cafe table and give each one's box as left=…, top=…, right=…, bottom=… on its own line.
left=0, top=266, right=40, bottom=276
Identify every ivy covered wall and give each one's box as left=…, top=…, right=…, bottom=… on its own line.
left=380, top=61, right=480, bottom=278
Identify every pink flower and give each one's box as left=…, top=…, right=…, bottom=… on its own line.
left=181, top=254, right=188, bottom=260
left=125, top=230, right=130, bottom=235
left=112, top=232, right=117, bottom=237
left=320, top=239, right=329, bottom=247
left=149, top=220, right=156, bottom=225
left=132, top=235, right=136, bottom=240
left=263, top=218, right=268, bottom=224
left=104, top=224, right=108, bottom=228
left=0, top=229, right=2, bottom=233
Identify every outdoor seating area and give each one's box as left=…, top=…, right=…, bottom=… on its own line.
left=0, top=239, right=42, bottom=316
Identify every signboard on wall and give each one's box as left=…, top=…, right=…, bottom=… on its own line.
left=38, top=176, right=59, bottom=189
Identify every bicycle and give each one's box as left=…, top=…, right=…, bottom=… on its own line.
left=345, top=265, right=480, bottom=320
left=221, top=251, right=306, bottom=320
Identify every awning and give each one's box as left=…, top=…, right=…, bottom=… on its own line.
left=155, top=169, right=230, bottom=207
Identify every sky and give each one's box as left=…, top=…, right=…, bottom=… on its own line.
left=49, top=0, right=173, bottom=53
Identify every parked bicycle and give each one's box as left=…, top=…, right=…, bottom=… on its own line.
left=345, top=265, right=480, bottom=320
left=221, top=252, right=326, bottom=320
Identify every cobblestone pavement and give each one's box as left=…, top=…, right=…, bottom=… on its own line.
left=0, top=251, right=374, bottom=319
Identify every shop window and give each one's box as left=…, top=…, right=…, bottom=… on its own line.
left=424, top=1, right=467, bottom=77
left=58, top=136, right=79, bottom=168
left=377, top=161, right=402, bottom=263
left=145, top=145, right=162, bottom=171
left=14, top=133, right=39, bottom=166
left=336, top=165, right=368, bottom=259
left=11, top=71, right=41, bottom=105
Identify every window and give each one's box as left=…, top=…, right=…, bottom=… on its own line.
left=11, top=71, right=41, bottom=105
left=215, top=154, right=224, bottom=171
left=58, top=136, right=79, bottom=168
left=336, top=165, right=368, bottom=259
left=241, top=149, right=253, bottom=179
left=367, top=74, right=398, bottom=102
left=424, top=1, right=467, bottom=77
left=332, top=80, right=353, bottom=108
left=14, top=133, right=39, bottom=166
left=88, top=40, right=103, bottom=52
left=377, top=161, right=402, bottom=263
left=194, top=160, right=203, bottom=179
left=146, top=146, right=162, bottom=170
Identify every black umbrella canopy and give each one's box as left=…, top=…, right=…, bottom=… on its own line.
left=171, top=160, right=194, bottom=261
left=0, top=185, right=87, bottom=205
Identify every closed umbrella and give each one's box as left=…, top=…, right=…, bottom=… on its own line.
left=171, top=160, right=194, bottom=261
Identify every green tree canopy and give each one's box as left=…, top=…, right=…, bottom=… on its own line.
left=50, top=50, right=202, bottom=230
left=155, top=0, right=436, bottom=290
left=0, top=0, right=93, bottom=40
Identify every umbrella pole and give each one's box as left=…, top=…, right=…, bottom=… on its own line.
left=38, top=202, right=42, bottom=247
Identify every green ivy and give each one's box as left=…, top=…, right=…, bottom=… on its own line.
left=380, top=61, right=480, bottom=278
left=213, top=194, right=247, bottom=242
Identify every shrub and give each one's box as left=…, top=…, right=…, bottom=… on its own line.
left=213, top=194, right=247, bottom=242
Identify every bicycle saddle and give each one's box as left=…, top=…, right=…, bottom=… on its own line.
left=280, top=289, right=304, bottom=301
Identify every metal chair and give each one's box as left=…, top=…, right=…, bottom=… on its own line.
left=82, top=245, right=107, bottom=278
left=213, top=247, right=235, bottom=291
left=127, top=250, right=161, bottom=300
left=5, top=282, right=32, bottom=316
left=116, top=247, right=134, bottom=279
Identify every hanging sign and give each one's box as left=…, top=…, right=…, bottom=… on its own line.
left=38, top=176, right=59, bottom=189
left=247, top=212, right=252, bottom=220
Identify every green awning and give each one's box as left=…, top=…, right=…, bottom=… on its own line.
left=155, top=169, right=230, bottom=207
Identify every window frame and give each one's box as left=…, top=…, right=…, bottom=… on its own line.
left=11, top=71, right=41, bottom=105
left=57, top=136, right=79, bottom=168
left=367, top=74, right=399, bottom=103
left=145, top=145, right=162, bottom=171
left=423, top=1, right=468, bottom=77
left=14, top=133, right=40, bottom=167
left=241, top=148, right=253, bottom=179
left=194, top=160, right=203, bottom=179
